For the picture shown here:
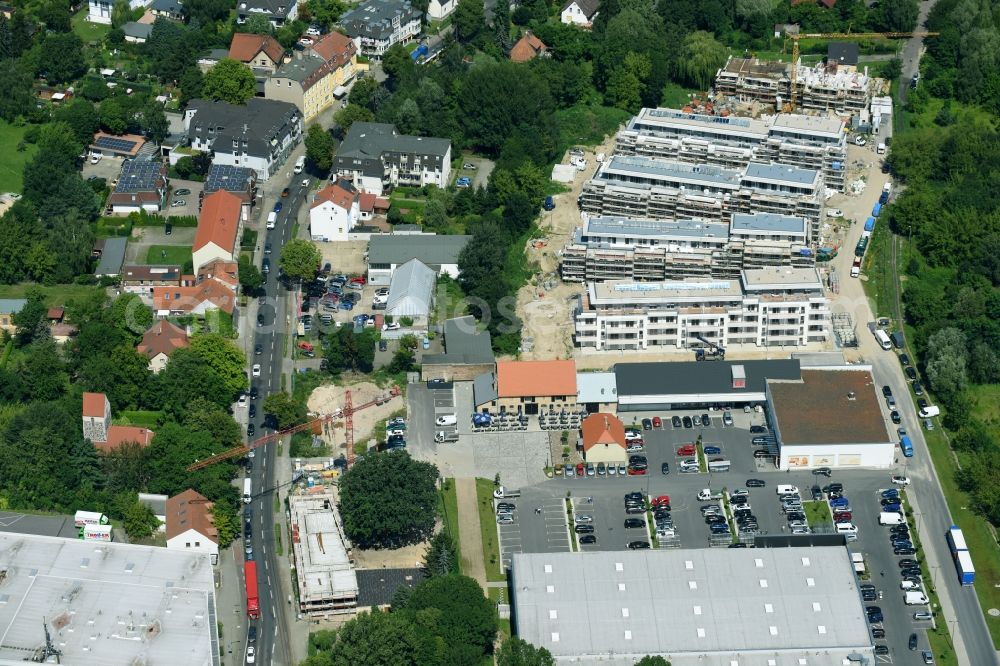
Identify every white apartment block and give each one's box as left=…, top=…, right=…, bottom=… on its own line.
left=715, top=57, right=876, bottom=113
left=616, top=108, right=848, bottom=191
left=579, top=155, right=824, bottom=242
left=574, top=267, right=830, bottom=352
left=561, top=213, right=813, bottom=282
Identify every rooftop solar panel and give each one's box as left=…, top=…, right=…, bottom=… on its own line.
left=113, top=161, right=164, bottom=193
left=94, top=135, right=139, bottom=153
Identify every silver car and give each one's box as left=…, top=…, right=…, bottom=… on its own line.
left=575, top=514, right=593, bottom=524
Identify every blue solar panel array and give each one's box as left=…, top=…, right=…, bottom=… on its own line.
left=204, top=164, right=255, bottom=193
left=94, top=135, right=139, bottom=153
left=114, top=161, right=164, bottom=193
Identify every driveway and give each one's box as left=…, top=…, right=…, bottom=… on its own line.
left=455, top=156, right=494, bottom=189
left=165, top=180, right=203, bottom=218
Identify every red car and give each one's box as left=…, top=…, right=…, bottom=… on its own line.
left=576, top=463, right=585, bottom=476
left=652, top=495, right=670, bottom=507
left=652, top=416, right=662, bottom=428
left=676, top=445, right=696, bottom=456
left=627, top=466, right=647, bottom=476
left=833, top=511, right=852, bottom=522
left=349, top=276, right=366, bottom=285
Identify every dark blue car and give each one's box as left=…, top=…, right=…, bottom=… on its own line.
left=273, top=201, right=283, bottom=213
left=703, top=446, right=721, bottom=455
left=830, top=497, right=849, bottom=508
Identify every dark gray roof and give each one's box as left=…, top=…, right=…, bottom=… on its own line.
left=614, top=359, right=801, bottom=397
left=442, top=316, right=494, bottom=364
left=828, top=42, right=859, bottom=67
left=187, top=98, right=301, bottom=160
left=204, top=164, right=257, bottom=194
left=273, top=51, right=327, bottom=84
left=339, top=122, right=450, bottom=160
left=0, top=511, right=79, bottom=539
left=368, top=234, right=471, bottom=267
left=237, top=0, right=295, bottom=19
left=151, top=0, right=182, bottom=12
left=562, top=0, right=599, bottom=17
left=473, top=372, right=498, bottom=406
left=123, top=22, right=154, bottom=39
left=94, top=237, right=128, bottom=276
left=356, top=568, right=423, bottom=607
left=339, top=0, right=422, bottom=41
left=114, top=160, right=164, bottom=194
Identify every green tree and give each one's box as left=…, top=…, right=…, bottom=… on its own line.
left=675, top=30, right=727, bottom=90
left=303, top=609, right=436, bottom=666
left=635, top=657, right=671, bottom=666
left=123, top=499, right=160, bottom=539
left=188, top=334, right=249, bottom=397
left=401, top=574, right=498, bottom=662
left=17, top=338, right=68, bottom=402
left=925, top=327, right=968, bottom=401
left=12, top=288, right=48, bottom=347
left=243, top=13, right=274, bottom=34
left=607, top=52, right=650, bottom=112
left=305, top=124, right=335, bottom=173
left=423, top=531, right=459, bottom=577
left=497, top=637, right=555, bottom=666
left=55, top=99, right=101, bottom=146
left=454, top=0, right=485, bottom=43
left=0, top=61, right=34, bottom=122
left=37, top=33, right=87, bottom=85
left=263, top=391, right=307, bottom=429
left=179, top=66, right=204, bottom=104
left=338, top=451, right=439, bottom=548
left=202, top=59, right=257, bottom=105
left=333, top=103, right=374, bottom=135
left=111, top=0, right=133, bottom=27
left=141, top=103, right=170, bottom=143
left=422, top=198, right=448, bottom=230
left=158, top=347, right=232, bottom=416
left=101, top=441, right=152, bottom=494
left=238, top=259, right=265, bottom=293
left=111, top=292, right=153, bottom=338
left=872, top=0, right=918, bottom=32
left=324, top=325, right=378, bottom=373
left=210, top=503, right=238, bottom=547
left=280, top=239, right=322, bottom=282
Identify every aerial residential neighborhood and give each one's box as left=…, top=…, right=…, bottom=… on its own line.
left=0, top=0, right=995, bottom=664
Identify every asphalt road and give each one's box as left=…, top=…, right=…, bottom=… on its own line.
left=896, top=0, right=937, bottom=106
left=244, top=175, right=311, bottom=666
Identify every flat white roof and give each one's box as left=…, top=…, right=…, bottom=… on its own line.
left=512, top=548, right=873, bottom=665
left=741, top=267, right=823, bottom=291
left=0, top=532, right=216, bottom=665
left=576, top=372, right=618, bottom=404
left=290, top=493, right=358, bottom=605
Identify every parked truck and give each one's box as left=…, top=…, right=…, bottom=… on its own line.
left=245, top=561, right=261, bottom=619
left=243, top=477, right=252, bottom=504
left=947, top=526, right=976, bottom=585
left=74, top=510, right=109, bottom=527
left=707, top=460, right=731, bottom=472
left=434, top=431, right=459, bottom=443
left=81, top=524, right=113, bottom=542
left=855, top=236, right=869, bottom=257
left=905, top=590, right=930, bottom=605
left=493, top=486, right=521, bottom=499
left=697, top=488, right=723, bottom=501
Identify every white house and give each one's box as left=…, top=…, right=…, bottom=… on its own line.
left=560, top=0, right=599, bottom=26
left=332, top=122, right=451, bottom=196
left=88, top=0, right=150, bottom=23
left=310, top=183, right=360, bottom=242
left=427, top=0, right=456, bottom=19
left=166, top=489, right=220, bottom=564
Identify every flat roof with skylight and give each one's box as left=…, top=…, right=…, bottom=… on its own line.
left=0, top=532, right=216, bottom=665
left=511, top=548, right=873, bottom=665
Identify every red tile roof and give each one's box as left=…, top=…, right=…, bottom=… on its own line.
left=311, top=183, right=356, bottom=211
left=137, top=320, right=189, bottom=360
left=581, top=413, right=626, bottom=452
left=310, top=31, right=356, bottom=67
left=82, top=392, right=108, bottom=418
left=47, top=307, right=64, bottom=321
left=197, top=259, right=239, bottom=289
left=229, top=33, right=285, bottom=65
left=359, top=192, right=389, bottom=213
left=193, top=190, right=243, bottom=254
left=97, top=425, right=155, bottom=453
left=166, top=489, right=219, bottom=543
left=153, top=277, right=237, bottom=315
left=496, top=360, right=576, bottom=398
left=510, top=33, right=547, bottom=62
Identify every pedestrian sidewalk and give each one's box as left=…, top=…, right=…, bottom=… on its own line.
left=217, top=546, right=250, bottom=665
left=455, top=477, right=487, bottom=588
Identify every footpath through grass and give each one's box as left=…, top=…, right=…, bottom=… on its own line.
left=474, top=478, right=505, bottom=582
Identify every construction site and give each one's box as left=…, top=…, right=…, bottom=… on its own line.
left=289, top=490, right=359, bottom=617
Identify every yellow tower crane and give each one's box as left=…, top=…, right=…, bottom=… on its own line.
left=784, top=31, right=939, bottom=112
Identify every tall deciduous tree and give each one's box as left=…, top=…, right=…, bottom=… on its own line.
left=497, top=637, right=556, bottom=666
left=262, top=391, right=307, bottom=429
left=279, top=239, right=322, bottom=282
left=188, top=334, right=249, bottom=398
left=37, top=33, right=86, bottom=84
left=0, top=61, right=34, bottom=122
left=305, top=124, right=335, bottom=173
left=202, top=59, right=256, bottom=105
left=454, top=0, right=485, bottom=43
left=401, top=574, right=498, bottom=662
left=674, top=30, right=728, bottom=90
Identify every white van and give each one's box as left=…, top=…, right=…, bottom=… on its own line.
left=919, top=405, right=940, bottom=418
left=879, top=512, right=903, bottom=526
left=905, top=591, right=929, bottom=605
left=293, top=155, right=306, bottom=174
left=874, top=328, right=892, bottom=350
left=266, top=212, right=277, bottom=229
left=836, top=522, right=858, bottom=534
left=435, top=414, right=457, bottom=426
left=776, top=485, right=799, bottom=496
left=877, top=142, right=886, bottom=155
left=243, top=478, right=252, bottom=504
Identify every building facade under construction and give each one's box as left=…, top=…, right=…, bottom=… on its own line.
left=579, top=155, right=825, bottom=242
left=715, top=56, right=876, bottom=113
left=560, top=213, right=814, bottom=283
left=615, top=107, right=848, bottom=191
left=290, top=490, right=359, bottom=617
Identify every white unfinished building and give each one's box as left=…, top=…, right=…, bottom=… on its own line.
left=561, top=213, right=813, bottom=283
left=0, top=532, right=217, bottom=664
left=615, top=108, right=848, bottom=191
left=290, top=491, right=359, bottom=616
left=715, top=56, right=876, bottom=113
left=579, top=156, right=825, bottom=242
left=574, top=267, right=830, bottom=351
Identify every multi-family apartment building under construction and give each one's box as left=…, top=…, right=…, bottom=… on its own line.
left=579, top=155, right=825, bottom=242
left=615, top=107, right=847, bottom=192
left=714, top=56, right=877, bottom=113
left=560, top=213, right=815, bottom=283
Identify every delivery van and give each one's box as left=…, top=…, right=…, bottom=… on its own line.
left=879, top=512, right=903, bottom=525
left=776, top=485, right=799, bottom=496
left=919, top=405, right=940, bottom=418
left=435, top=414, right=457, bottom=426
left=294, top=155, right=306, bottom=174
left=266, top=212, right=278, bottom=229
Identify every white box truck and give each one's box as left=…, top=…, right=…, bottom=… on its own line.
left=293, top=155, right=306, bottom=174
left=243, top=478, right=252, bottom=504
left=74, top=510, right=109, bottom=527
left=879, top=512, right=904, bottom=525
left=82, top=524, right=113, bottom=542
left=493, top=486, right=521, bottom=499
left=266, top=212, right=277, bottom=229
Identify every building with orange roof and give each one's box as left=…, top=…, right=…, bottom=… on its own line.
left=81, top=392, right=156, bottom=453
left=137, top=320, right=189, bottom=373
left=229, top=33, right=286, bottom=72
left=192, top=190, right=243, bottom=273
left=580, top=413, right=627, bottom=464
left=152, top=277, right=236, bottom=317
left=510, top=32, right=548, bottom=63
left=309, top=183, right=360, bottom=241
left=264, top=34, right=358, bottom=121
left=475, top=360, right=578, bottom=414
left=166, top=489, right=219, bottom=563
left=196, top=259, right=239, bottom=291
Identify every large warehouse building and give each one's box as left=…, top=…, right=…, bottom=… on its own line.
left=511, top=548, right=874, bottom=665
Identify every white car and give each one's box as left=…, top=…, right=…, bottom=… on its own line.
left=90, top=153, right=102, bottom=164
left=237, top=393, right=247, bottom=406
left=252, top=364, right=261, bottom=377
left=301, top=179, right=309, bottom=188
left=462, top=162, right=477, bottom=170
left=170, top=199, right=186, bottom=207
left=854, top=136, right=867, bottom=146
left=826, top=208, right=843, bottom=217
left=575, top=514, right=593, bottom=523
left=891, top=475, right=911, bottom=486
left=246, top=646, right=256, bottom=663
left=382, top=321, right=400, bottom=331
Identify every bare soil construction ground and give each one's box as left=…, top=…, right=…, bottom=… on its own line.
left=306, top=382, right=405, bottom=457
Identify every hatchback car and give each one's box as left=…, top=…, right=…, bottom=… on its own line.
left=682, top=416, right=693, bottom=428
left=913, top=611, right=933, bottom=621
left=746, top=478, right=765, bottom=488
left=579, top=534, right=597, bottom=544
left=871, top=628, right=885, bottom=639
left=913, top=380, right=924, bottom=395
left=671, top=416, right=682, bottom=428
left=624, top=518, right=646, bottom=529
left=652, top=416, right=662, bottom=428
left=750, top=425, right=768, bottom=433
left=641, top=418, right=652, bottom=430
left=677, top=445, right=696, bottom=456
left=895, top=547, right=917, bottom=555
left=691, top=414, right=702, bottom=427
left=874, top=645, right=889, bottom=656
left=905, top=366, right=917, bottom=380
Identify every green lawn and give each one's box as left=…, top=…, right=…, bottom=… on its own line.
left=145, top=245, right=193, bottom=266
left=804, top=500, right=832, bottom=527
left=438, top=479, right=461, bottom=565
left=0, top=121, right=38, bottom=194
left=117, top=410, right=163, bottom=427
left=0, top=283, right=101, bottom=306
left=554, top=103, right=631, bottom=151
left=72, top=8, right=110, bottom=44
left=474, top=478, right=505, bottom=582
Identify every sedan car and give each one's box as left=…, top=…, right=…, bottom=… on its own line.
left=895, top=547, right=917, bottom=555
left=913, top=612, right=933, bottom=621
left=579, top=534, right=597, bottom=544
left=247, top=646, right=256, bottom=663
left=913, top=380, right=924, bottom=395
left=891, top=410, right=901, bottom=424
left=677, top=445, right=696, bottom=456
left=661, top=462, right=670, bottom=475
left=281, top=187, right=290, bottom=197
left=170, top=199, right=186, bottom=207
left=641, top=418, right=653, bottom=430
left=462, top=162, right=477, bottom=170
left=703, top=446, right=721, bottom=455
left=905, top=366, right=918, bottom=380
left=252, top=364, right=261, bottom=377
left=652, top=416, right=662, bottom=428
left=682, top=416, right=693, bottom=428
left=892, top=475, right=911, bottom=486
left=671, top=416, right=682, bottom=428
left=574, top=524, right=595, bottom=534
left=627, top=540, right=651, bottom=549
left=174, top=188, right=191, bottom=196
left=746, top=478, right=765, bottom=488
left=691, top=414, right=702, bottom=427
left=624, top=518, right=646, bottom=529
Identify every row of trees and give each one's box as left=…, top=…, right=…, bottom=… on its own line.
left=0, top=289, right=246, bottom=542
